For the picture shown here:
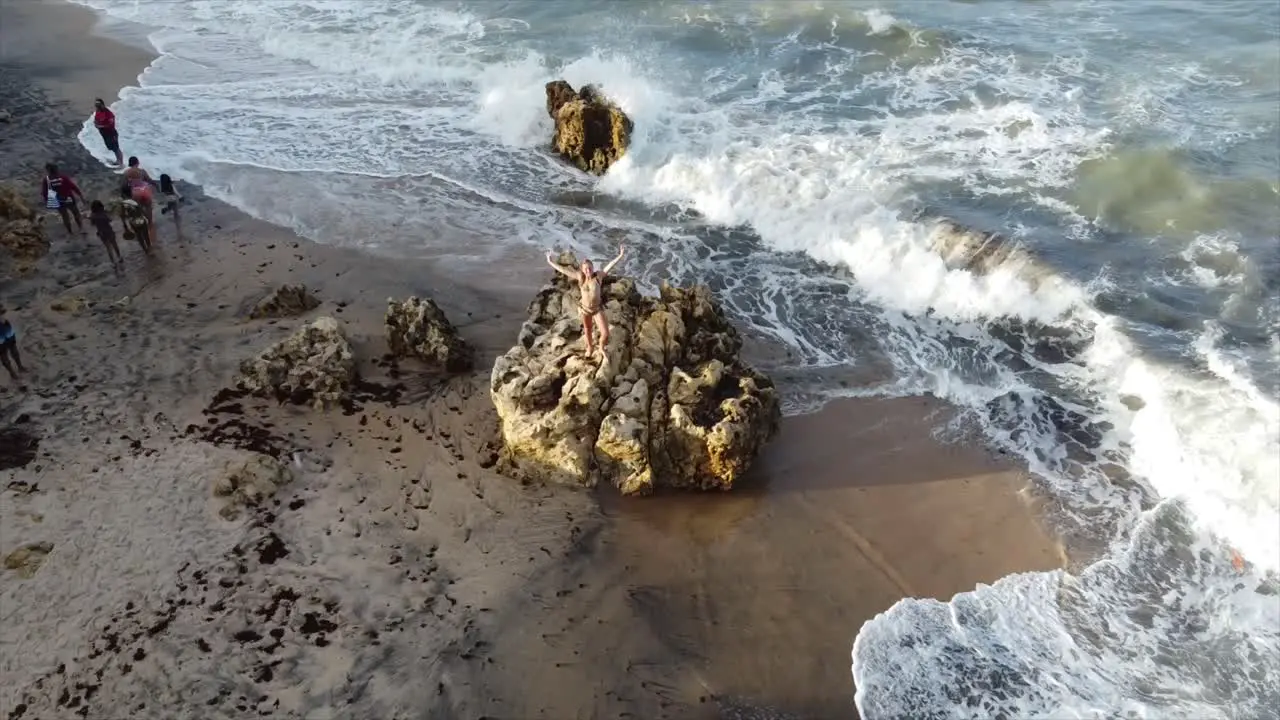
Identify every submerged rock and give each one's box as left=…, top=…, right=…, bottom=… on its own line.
left=490, top=253, right=780, bottom=495
left=545, top=80, right=633, bottom=175
left=385, top=296, right=473, bottom=371
left=212, top=453, right=293, bottom=520
left=237, top=316, right=355, bottom=408
left=0, top=183, right=49, bottom=265
left=249, top=284, right=321, bottom=320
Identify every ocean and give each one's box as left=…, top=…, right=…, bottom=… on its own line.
left=69, top=0, right=1279, bottom=717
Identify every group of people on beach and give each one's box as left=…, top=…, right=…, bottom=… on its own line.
left=5, top=99, right=188, bottom=390
left=38, top=98, right=183, bottom=272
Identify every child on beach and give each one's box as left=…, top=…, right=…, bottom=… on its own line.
left=89, top=200, right=125, bottom=272
left=0, top=306, right=27, bottom=385
left=159, top=174, right=183, bottom=239
left=116, top=185, right=152, bottom=254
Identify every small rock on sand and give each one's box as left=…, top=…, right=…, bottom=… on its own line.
left=236, top=315, right=356, bottom=408
left=385, top=296, right=473, bottom=372
left=49, top=296, right=89, bottom=314
left=213, top=453, right=294, bottom=520
left=4, top=541, right=54, bottom=578
left=249, top=284, right=321, bottom=320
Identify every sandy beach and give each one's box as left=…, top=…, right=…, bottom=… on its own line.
left=2, top=2, right=1065, bottom=718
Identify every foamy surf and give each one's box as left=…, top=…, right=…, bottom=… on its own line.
left=68, top=0, right=1280, bottom=716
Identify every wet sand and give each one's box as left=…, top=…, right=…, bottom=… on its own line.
left=1, top=2, right=1064, bottom=718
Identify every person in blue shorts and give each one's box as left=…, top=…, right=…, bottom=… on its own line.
left=0, top=305, right=27, bottom=384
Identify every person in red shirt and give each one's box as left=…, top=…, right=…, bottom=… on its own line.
left=93, top=98, right=124, bottom=166
left=40, top=163, right=88, bottom=236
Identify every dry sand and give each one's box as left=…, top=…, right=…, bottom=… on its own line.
left=1, top=2, right=1065, bottom=718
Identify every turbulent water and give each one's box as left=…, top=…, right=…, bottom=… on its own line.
left=71, top=0, right=1280, bottom=717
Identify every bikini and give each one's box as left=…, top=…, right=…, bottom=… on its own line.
left=127, top=171, right=153, bottom=203
left=578, top=273, right=603, bottom=317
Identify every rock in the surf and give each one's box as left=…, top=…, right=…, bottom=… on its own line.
left=0, top=183, right=49, bottom=267
left=212, top=453, right=294, bottom=520
left=545, top=80, right=633, bottom=175
left=249, top=284, right=321, bottom=320
left=384, top=296, right=474, bottom=372
left=236, top=315, right=355, bottom=408
left=490, top=252, right=780, bottom=495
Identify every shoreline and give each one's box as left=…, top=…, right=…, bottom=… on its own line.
left=2, top=2, right=1066, bottom=718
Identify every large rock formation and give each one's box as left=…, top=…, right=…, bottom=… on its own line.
left=385, top=296, right=473, bottom=371
left=545, top=80, right=633, bottom=176
left=0, top=183, right=49, bottom=265
left=237, top=316, right=355, bottom=408
left=249, top=284, right=320, bottom=320
left=490, top=254, right=780, bottom=495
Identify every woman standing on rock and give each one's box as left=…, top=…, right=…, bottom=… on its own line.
left=546, top=244, right=625, bottom=362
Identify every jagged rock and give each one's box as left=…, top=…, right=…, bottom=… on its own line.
left=0, top=183, right=49, bottom=264
left=236, top=316, right=355, bottom=408
left=212, top=454, right=293, bottom=520
left=4, top=541, right=53, bottom=578
left=545, top=80, right=577, bottom=117
left=385, top=296, right=473, bottom=371
left=490, top=253, right=780, bottom=495
left=545, top=80, right=634, bottom=175
left=249, top=284, right=320, bottom=320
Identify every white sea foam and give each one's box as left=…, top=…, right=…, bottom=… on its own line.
left=67, top=1, right=1280, bottom=716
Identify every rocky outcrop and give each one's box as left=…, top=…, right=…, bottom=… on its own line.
left=0, top=183, right=49, bottom=265
left=545, top=80, right=633, bottom=175
left=385, top=296, right=473, bottom=371
left=236, top=316, right=355, bottom=408
left=490, top=254, right=780, bottom=495
left=249, top=284, right=320, bottom=320
left=212, top=453, right=294, bottom=520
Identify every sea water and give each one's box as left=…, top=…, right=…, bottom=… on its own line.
left=68, top=1, right=1280, bottom=716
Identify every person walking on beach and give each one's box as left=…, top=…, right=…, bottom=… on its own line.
left=116, top=185, right=152, bottom=254
left=88, top=200, right=125, bottom=272
left=123, top=156, right=159, bottom=237
left=92, top=98, right=124, bottom=167
left=40, top=163, right=87, bottom=237
left=545, top=244, right=626, bottom=361
left=159, top=174, right=183, bottom=239
left=0, top=306, right=27, bottom=385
